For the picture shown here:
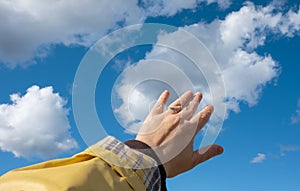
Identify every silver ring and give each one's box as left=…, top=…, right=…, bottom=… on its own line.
left=169, top=106, right=181, bottom=114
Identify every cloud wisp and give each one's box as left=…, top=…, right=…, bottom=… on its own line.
left=251, top=144, right=300, bottom=163
left=280, top=145, right=300, bottom=156
left=290, top=99, right=300, bottom=125
left=0, top=85, right=77, bottom=159
left=250, top=153, right=266, bottom=163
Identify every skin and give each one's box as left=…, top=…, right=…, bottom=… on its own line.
left=136, top=90, right=224, bottom=178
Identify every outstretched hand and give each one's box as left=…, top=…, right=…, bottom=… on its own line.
left=136, top=90, right=223, bottom=178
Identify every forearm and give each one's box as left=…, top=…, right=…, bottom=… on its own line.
left=0, top=136, right=167, bottom=191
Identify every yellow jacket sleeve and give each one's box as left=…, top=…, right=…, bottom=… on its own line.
left=0, top=136, right=161, bottom=191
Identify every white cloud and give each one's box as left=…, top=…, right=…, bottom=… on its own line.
left=139, top=0, right=231, bottom=17
left=0, top=0, right=145, bottom=67
left=261, top=145, right=300, bottom=160
left=219, top=2, right=283, bottom=50
left=206, top=0, right=231, bottom=9
left=279, top=6, right=300, bottom=36
left=222, top=49, right=278, bottom=110
left=290, top=99, right=300, bottom=125
left=140, top=0, right=198, bottom=16
left=114, top=2, right=292, bottom=133
left=250, top=153, right=266, bottom=163
left=0, top=0, right=231, bottom=67
left=0, top=85, right=77, bottom=158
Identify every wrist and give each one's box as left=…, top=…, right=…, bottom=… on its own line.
left=125, top=140, right=167, bottom=191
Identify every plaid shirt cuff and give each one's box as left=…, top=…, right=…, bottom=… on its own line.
left=96, top=136, right=164, bottom=191
left=125, top=140, right=167, bottom=191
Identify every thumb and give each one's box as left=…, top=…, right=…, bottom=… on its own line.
left=192, top=144, right=224, bottom=167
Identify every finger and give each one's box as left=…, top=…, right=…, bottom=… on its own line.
left=181, top=92, right=202, bottom=120
left=167, top=91, right=194, bottom=115
left=192, top=144, right=223, bottom=167
left=150, top=90, right=170, bottom=115
left=190, top=104, right=214, bottom=136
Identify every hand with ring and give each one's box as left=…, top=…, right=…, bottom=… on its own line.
left=136, top=90, right=224, bottom=178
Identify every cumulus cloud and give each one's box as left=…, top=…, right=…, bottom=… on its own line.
left=290, top=99, right=300, bottom=124
left=250, top=153, right=266, bottom=163
left=0, top=0, right=229, bottom=67
left=220, top=2, right=282, bottom=50
left=0, top=0, right=144, bottom=67
left=114, top=2, right=300, bottom=134
left=0, top=85, right=77, bottom=158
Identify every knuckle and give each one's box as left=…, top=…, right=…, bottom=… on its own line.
left=173, top=115, right=181, bottom=125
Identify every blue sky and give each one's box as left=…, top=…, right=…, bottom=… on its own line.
left=1, top=0, right=300, bottom=190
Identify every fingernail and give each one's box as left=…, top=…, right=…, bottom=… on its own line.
left=195, top=92, right=201, bottom=102
left=206, top=105, right=214, bottom=112
left=163, top=90, right=169, bottom=95
left=205, top=105, right=211, bottom=112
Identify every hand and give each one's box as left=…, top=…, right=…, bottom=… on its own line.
left=136, top=90, right=223, bottom=178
